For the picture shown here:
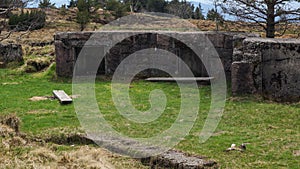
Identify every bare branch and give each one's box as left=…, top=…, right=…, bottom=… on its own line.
left=0, top=0, right=45, bottom=42
left=275, top=8, right=300, bottom=16
left=222, top=0, right=300, bottom=38
left=275, top=16, right=300, bottom=24
left=0, top=30, right=14, bottom=42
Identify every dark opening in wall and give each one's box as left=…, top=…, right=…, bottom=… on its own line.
left=105, top=33, right=208, bottom=77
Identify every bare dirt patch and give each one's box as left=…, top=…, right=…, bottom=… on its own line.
left=293, top=150, right=300, bottom=157
left=1, top=82, right=20, bottom=85
left=29, top=96, right=54, bottom=101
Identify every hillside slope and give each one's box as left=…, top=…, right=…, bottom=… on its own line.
left=1, top=8, right=299, bottom=45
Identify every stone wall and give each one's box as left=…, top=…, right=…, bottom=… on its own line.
left=232, top=38, right=300, bottom=102
left=55, top=31, right=254, bottom=79
left=0, top=43, right=23, bottom=67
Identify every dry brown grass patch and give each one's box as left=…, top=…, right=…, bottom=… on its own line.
left=0, top=123, right=146, bottom=169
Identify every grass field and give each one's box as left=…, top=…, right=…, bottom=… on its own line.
left=0, top=68, right=299, bottom=168
left=0, top=6, right=299, bottom=168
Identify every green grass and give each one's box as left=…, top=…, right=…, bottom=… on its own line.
left=0, top=69, right=299, bottom=168
left=0, top=69, right=76, bottom=134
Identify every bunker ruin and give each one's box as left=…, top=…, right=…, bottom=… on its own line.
left=54, top=31, right=300, bottom=102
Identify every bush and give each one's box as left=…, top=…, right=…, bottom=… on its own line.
left=8, top=10, right=46, bottom=31
left=59, top=4, right=67, bottom=15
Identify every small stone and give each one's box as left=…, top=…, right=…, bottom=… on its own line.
left=293, top=150, right=300, bottom=157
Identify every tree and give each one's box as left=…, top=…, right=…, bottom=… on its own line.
left=206, top=9, right=224, bottom=22
left=206, top=0, right=224, bottom=31
left=74, top=0, right=104, bottom=29
left=90, top=0, right=105, bottom=9
left=122, top=0, right=144, bottom=12
left=67, top=0, right=77, bottom=8
left=193, top=3, right=205, bottom=20
left=76, top=0, right=90, bottom=31
left=106, top=0, right=127, bottom=18
left=221, top=0, right=300, bottom=38
left=146, top=0, right=167, bottom=12
left=59, top=4, right=67, bottom=15
left=39, top=0, right=55, bottom=8
left=76, top=10, right=90, bottom=31
left=0, top=0, right=24, bottom=8
left=166, top=0, right=194, bottom=19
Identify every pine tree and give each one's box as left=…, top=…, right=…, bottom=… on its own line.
left=39, top=0, right=55, bottom=8
left=76, top=0, right=90, bottom=31
left=146, top=0, right=167, bottom=13
left=68, top=0, right=77, bottom=8
left=106, top=0, right=126, bottom=18
left=206, top=9, right=223, bottom=22
left=193, top=3, right=205, bottom=20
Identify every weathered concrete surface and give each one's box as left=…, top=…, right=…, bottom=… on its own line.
left=231, top=62, right=256, bottom=95
left=87, top=132, right=218, bottom=169
left=232, top=38, right=300, bottom=102
left=55, top=31, right=256, bottom=79
left=54, top=32, right=94, bottom=77
left=0, top=43, right=23, bottom=67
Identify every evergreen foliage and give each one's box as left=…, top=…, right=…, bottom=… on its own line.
left=193, top=3, right=205, bottom=20
left=106, top=0, right=127, bottom=18
left=76, top=0, right=90, bottom=31
left=38, top=0, right=55, bottom=8
left=206, top=9, right=223, bottom=22
left=8, top=10, right=46, bottom=31
left=67, top=0, right=77, bottom=8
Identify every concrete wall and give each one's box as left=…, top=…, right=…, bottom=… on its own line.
left=56, top=31, right=300, bottom=102
left=232, top=38, right=300, bottom=102
left=54, top=31, right=250, bottom=79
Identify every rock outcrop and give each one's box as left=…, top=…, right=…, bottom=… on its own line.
left=0, top=43, right=23, bottom=67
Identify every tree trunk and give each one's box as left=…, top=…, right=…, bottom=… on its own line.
left=130, top=5, right=133, bottom=13
left=80, top=24, right=85, bottom=31
left=266, top=3, right=275, bottom=38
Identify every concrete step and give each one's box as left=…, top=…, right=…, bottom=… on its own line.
left=145, top=77, right=214, bottom=82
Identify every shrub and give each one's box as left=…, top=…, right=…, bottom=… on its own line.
left=8, top=10, right=46, bottom=31
left=59, top=4, right=67, bottom=15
